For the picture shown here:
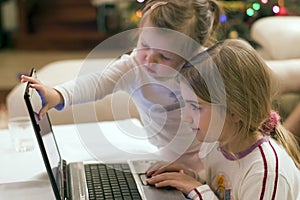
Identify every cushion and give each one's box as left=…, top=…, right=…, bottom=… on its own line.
left=251, top=16, right=300, bottom=60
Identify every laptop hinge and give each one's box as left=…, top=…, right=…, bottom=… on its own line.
left=60, top=159, right=70, bottom=200
left=68, top=162, right=89, bottom=200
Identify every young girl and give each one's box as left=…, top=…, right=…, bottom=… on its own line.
left=146, top=39, right=300, bottom=199
left=21, top=0, right=222, bottom=171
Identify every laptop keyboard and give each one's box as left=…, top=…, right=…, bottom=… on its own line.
left=85, top=163, right=142, bottom=200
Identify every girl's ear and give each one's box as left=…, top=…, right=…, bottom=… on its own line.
left=230, top=112, right=240, bottom=123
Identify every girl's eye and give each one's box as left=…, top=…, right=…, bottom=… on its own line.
left=160, top=54, right=171, bottom=61
left=191, top=103, right=201, bottom=111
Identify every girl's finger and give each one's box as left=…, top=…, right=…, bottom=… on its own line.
left=146, top=161, right=166, bottom=176
left=21, top=75, right=42, bottom=85
left=151, top=164, right=180, bottom=176
left=30, top=84, right=45, bottom=94
left=39, top=104, right=49, bottom=118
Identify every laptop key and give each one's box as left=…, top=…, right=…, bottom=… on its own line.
left=84, top=163, right=142, bottom=200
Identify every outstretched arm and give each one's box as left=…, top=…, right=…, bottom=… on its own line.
left=21, top=75, right=63, bottom=118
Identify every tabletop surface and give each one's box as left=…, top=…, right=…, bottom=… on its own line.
left=0, top=118, right=159, bottom=200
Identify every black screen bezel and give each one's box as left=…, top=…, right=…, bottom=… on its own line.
left=23, top=68, right=63, bottom=200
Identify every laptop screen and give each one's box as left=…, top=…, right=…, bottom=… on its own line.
left=24, top=69, right=63, bottom=199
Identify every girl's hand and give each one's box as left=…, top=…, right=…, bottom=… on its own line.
left=21, top=75, right=63, bottom=117
left=146, top=161, right=195, bottom=178
left=147, top=170, right=202, bottom=194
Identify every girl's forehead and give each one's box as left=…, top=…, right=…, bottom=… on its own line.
left=180, top=82, right=198, bottom=100
left=138, top=27, right=199, bottom=59
left=139, top=28, right=179, bottom=48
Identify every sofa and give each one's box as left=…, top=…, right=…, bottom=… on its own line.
left=250, top=16, right=300, bottom=120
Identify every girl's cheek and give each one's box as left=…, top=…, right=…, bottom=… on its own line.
left=135, top=53, right=144, bottom=65
left=136, top=49, right=148, bottom=60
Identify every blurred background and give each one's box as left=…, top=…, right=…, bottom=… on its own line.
left=0, top=0, right=299, bottom=128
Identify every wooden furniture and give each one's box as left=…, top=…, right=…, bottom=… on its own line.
left=15, top=0, right=111, bottom=50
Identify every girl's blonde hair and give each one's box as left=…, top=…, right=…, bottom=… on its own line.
left=180, top=39, right=300, bottom=169
left=140, top=0, right=222, bottom=47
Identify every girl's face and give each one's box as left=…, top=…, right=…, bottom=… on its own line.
left=180, top=82, right=228, bottom=142
left=135, top=21, right=185, bottom=78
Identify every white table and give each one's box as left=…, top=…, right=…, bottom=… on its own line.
left=0, top=119, right=159, bottom=200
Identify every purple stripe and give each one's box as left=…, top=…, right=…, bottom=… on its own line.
left=220, top=135, right=269, bottom=160
left=269, top=141, right=279, bottom=200
left=194, top=188, right=203, bottom=200
left=259, top=145, right=268, bottom=200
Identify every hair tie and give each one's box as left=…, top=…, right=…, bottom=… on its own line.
left=259, top=110, right=281, bottom=133
left=151, top=1, right=168, bottom=10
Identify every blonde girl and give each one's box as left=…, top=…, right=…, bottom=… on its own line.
left=147, top=39, right=300, bottom=200
left=21, top=0, right=223, bottom=171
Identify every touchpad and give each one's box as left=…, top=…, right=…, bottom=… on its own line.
left=139, top=174, right=148, bottom=186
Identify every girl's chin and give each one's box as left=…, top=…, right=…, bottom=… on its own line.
left=146, top=69, right=156, bottom=74
left=192, top=128, right=200, bottom=133
left=196, top=137, right=206, bottom=142
left=194, top=130, right=204, bottom=141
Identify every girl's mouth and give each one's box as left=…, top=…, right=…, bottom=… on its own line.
left=143, top=65, right=156, bottom=74
left=191, top=128, right=200, bottom=133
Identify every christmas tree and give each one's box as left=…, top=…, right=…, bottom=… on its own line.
left=105, top=0, right=299, bottom=46
left=218, top=0, right=300, bottom=44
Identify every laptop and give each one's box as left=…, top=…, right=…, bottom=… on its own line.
left=24, top=68, right=186, bottom=200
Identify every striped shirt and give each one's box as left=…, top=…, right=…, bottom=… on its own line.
left=188, top=136, right=300, bottom=200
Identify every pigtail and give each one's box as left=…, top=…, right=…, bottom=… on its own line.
left=194, top=0, right=223, bottom=47
left=208, top=0, right=222, bottom=35
left=259, top=110, right=300, bottom=169
left=273, top=124, right=300, bottom=169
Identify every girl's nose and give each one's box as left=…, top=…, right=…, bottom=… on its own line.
left=182, top=109, right=193, bottom=124
left=145, top=50, right=158, bottom=63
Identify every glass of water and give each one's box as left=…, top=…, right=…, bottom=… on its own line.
left=8, top=116, right=36, bottom=152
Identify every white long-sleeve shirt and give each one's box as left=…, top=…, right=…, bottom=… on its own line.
left=54, top=50, right=203, bottom=170
left=188, top=136, right=300, bottom=199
